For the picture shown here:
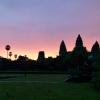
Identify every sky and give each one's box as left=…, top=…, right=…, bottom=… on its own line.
left=0, top=0, right=100, bottom=60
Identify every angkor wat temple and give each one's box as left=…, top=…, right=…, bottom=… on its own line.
left=38, top=34, right=100, bottom=60
left=0, top=34, right=100, bottom=72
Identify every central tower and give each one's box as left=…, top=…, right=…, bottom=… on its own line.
left=75, top=34, right=83, bottom=47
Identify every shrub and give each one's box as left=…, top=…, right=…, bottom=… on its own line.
left=90, top=72, right=100, bottom=92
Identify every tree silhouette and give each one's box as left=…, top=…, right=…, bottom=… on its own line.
left=9, top=52, right=12, bottom=60
left=5, top=45, right=10, bottom=59
left=14, top=54, right=17, bottom=60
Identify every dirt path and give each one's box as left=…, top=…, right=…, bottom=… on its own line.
left=0, top=80, right=61, bottom=83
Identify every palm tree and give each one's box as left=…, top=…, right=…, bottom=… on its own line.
left=14, top=54, right=17, bottom=60
left=5, top=45, right=10, bottom=59
left=9, top=52, right=12, bottom=60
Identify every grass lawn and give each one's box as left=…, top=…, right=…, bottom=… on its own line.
left=0, top=74, right=100, bottom=100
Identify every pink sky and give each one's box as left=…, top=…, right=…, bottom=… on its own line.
left=0, top=0, right=100, bottom=60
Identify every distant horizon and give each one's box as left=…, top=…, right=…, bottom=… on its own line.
left=0, top=0, right=100, bottom=60
left=1, top=36, right=100, bottom=60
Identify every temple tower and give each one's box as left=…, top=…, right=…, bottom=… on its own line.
left=91, top=41, right=100, bottom=57
left=37, top=51, right=45, bottom=61
left=75, top=34, right=83, bottom=47
left=59, top=40, right=67, bottom=56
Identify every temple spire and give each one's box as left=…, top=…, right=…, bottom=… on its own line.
left=59, top=40, right=67, bottom=56
left=75, top=34, right=83, bottom=47
left=91, top=41, right=100, bottom=57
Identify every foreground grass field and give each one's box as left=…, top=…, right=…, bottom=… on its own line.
left=0, top=74, right=100, bottom=100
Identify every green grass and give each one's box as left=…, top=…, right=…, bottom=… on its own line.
left=0, top=74, right=100, bottom=100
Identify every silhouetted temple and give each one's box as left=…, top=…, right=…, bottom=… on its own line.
left=59, top=40, right=67, bottom=56
left=37, top=51, right=45, bottom=61
left=0, top=34, right=100, bottom=74
left=75, top=34, right=83, bottom=47
left=91, top=41, right=100, bottom=57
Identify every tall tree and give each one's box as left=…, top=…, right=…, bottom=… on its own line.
left=5, top=45, right=10, bottom=59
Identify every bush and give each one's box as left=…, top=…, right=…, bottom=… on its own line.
left=90, top=72, right=100, bottom=92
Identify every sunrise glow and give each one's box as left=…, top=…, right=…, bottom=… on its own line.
left=0, top=0, right=100, bottom=60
